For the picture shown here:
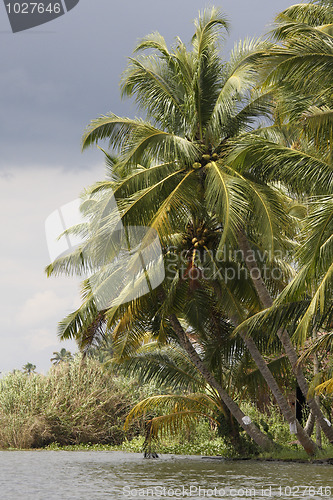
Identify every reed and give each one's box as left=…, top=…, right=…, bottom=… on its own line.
left=0, top=357, right=143, bottom=449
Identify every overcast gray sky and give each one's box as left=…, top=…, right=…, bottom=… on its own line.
left=0, top=0, right=293, bottom=373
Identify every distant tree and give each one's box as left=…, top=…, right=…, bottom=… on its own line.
left=50, top=348, right=73, bottom=365
left=22, top=362, right=36, bottom=375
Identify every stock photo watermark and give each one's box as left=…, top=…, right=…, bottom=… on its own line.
left=3, top=0, right=79, bottom=33
left=122, top=483, right=333, bottom=498
left=164, top=246, right=287, bottom=284
left=45, top=191, right=287, bottom=310
left=45, top=195, right=165, bottom=310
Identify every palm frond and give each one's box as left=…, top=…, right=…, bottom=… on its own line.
left=115, top=342, right=205, bottom=393
left=207, top=39, right=273, bottom=142
left=82, top=114, right=199, bottom=168
left=205, top=161, right=248, bottom=247
left=124, top=393, right=218, bottom=432
left=230, top=135, right=333, bottom=195
left=120, top=54, right=185, bottom=132
left=302, top=106, right=333, bottom=150
left=263, top=34, right=333, bottom=97
left=315, top=377, right=333, bottom=395
left=298, top=331, right=333, bottom=363
left=275, top=2, right=333, bottom=28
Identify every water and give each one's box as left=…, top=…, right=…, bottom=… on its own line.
left=0, top=451, right=332, bottom=499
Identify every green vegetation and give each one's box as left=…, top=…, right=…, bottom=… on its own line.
left=0, top=357, right=157, bottom=449
left=12, top=0, right=331, bottom=458
left=50, top=348, right=73, bottom=365
left=22, top=362, right=36, bottom=375
left=1, top=356, right=332, bottom=458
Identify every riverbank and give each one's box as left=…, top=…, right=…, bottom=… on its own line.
left=3, top=439, right=332, bottom=464
left=1, top=359, right=332, bottom=458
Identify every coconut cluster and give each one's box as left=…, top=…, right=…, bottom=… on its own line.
left=181, top=225, right=211, bottom=249
left=192, top=153, right=219, bottom=170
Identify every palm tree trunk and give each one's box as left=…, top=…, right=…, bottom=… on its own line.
left=227, top=306, right=316, bottom=453
left=305, top=411, right=315, bottom=437
left=280, top=330, right=333, bottom=442
left=237, top=229, right=333, bottom=444
left=314, top=353, right=322, bottom=448
left=226, top=299, right=316, bottom=454
left=239, top=332, right=316, bottom=455
left=168, top=313, right=274, bottom=451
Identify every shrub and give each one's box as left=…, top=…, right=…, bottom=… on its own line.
left=0, top=357, right=146, bottom=449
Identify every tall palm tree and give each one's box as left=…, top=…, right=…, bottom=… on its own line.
left=230, top=0, right=333, bottom=443
left=47, top=8, right=323, bottom=454
left=81, top=8, right=322, bottom=453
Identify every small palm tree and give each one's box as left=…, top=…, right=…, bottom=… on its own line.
left=119, top=331, right=292, bottom=456
left=50, top=348, right=73, bottom=365
left=22, top=362, right=36, bottom=375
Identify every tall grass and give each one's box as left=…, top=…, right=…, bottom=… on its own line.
left=0, top=357, right=145, bottom=449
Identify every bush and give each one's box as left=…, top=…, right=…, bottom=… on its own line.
left=0, top=357, right=148, bottom=449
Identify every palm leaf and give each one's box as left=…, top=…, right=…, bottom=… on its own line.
left=82, top=114, right=199, bottom=168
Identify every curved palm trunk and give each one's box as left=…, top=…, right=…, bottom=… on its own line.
left=239, top=332, right=316, bottom=455
left=168, top=314, right=274, bottom=451
left=227, top=310, right=316, bottom=455
left=237, top=230, right=333, bottom=444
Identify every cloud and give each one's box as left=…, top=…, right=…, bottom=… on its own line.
left=0, top=0, right=295, bottom=374
left=0, top=164, right=103, bottom=373
left=18, top=290, right=73, bottom=327
left=23, top=328, right=63, bottom=352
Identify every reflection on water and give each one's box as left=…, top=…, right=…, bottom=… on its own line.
left=0, top=451, right=332, bottom=500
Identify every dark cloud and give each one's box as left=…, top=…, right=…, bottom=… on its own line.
left=0, top=0, right=295, bottom=372
left=0, top=0, right=292, bottom=170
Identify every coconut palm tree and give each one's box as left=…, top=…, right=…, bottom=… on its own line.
left=80, top=8, right=323, bottom=453
left=47, top=8, right=325, bottom=454
left=22, top=362, right=36, bottom=375
left=229, top=0, right=333, bottom=443
left=50, top=348, right=73, bottom=365
left=120, top=342, right=263, bottom=456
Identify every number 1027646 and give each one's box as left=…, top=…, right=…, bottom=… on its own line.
left=278, top=485, right=332, bottom=497
left=6, top=3, right=62, bottom=14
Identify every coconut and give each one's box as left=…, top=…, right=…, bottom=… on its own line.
left=192, top=162, right=202, bottom=170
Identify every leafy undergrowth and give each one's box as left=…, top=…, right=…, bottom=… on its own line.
left=44, top=436, right=231, bottom=456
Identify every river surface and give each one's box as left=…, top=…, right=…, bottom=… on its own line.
left=0, top=451, right=332, bottom=499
